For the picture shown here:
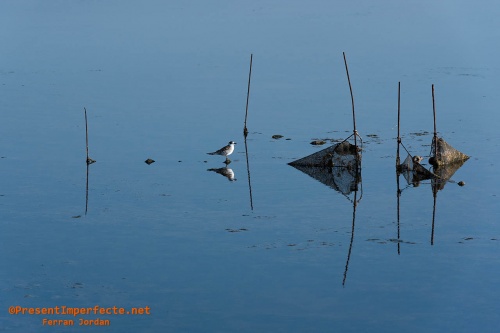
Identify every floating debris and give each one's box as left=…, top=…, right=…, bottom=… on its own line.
left=71, top=282, right=84, bottom=289
left=410, top=131, right=430, bottom=137
left=272, top=134, right=284, bottom=139
left=145, top=158, right=155, bottom=165
left=225, top=228, right=248, bottom=233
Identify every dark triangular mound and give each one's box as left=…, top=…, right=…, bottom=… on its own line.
left=288, top=141, right=361, bottom=168
left=430, top=137, right=469, bottom=167
left=289, top=141, right=361, bottom=196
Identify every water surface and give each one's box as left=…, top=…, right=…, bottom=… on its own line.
left=1, top=1, right=499, bottom=332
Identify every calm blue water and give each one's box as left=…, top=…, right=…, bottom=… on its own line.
left=1, top=1, right=499, bottom=332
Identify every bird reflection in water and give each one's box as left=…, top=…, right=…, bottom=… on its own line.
left=207, top=167, right=236, bottom=182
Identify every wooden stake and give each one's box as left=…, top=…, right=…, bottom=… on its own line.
left=343, top=52, right=357, bottom=148
left=396, top=82, right=401, bottom=167
left=84, top=107, right=95, bottom=164
left=243, top=54, right=253, bottom=137
left=432, top=84, right=438, bottom=160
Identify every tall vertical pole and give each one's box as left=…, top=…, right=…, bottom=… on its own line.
left=85, top=107, right=90, bottom=163
left=243, top=54, right=253, bottom=137
left=84, top=107, right=95, bottom=165
left=397, top=82, right=401, bottom=167
left=343, top=52, right=357, bottom=148
left=432, top=84, right=438, bottom=161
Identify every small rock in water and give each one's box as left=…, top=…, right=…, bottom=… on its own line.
left=272, top=134, right=284, bottom=139
left=458, top=181, right=465, bottom=186
left=145, top=158, right=155, bottom=165
left=310, top=140, right=326, bottom=145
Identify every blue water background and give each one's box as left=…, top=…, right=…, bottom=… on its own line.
left=1, top=1, right=499, bottom=332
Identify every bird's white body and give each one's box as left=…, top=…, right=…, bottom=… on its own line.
left=207, top=141, right=236, bottom=157
left=412, top=155, right=423, bottom=164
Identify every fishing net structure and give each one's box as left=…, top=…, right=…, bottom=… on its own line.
left=393, top=84, right=470, bottom=246
left=429, top=136, right=469, bottom=167
left=288, top=136, right=362, bottom=198
left=288, top=134, right=362, bottom=285
left=288, top=52, right=363, bottom=202
left=398, top=153, right=435, bottom=186
left=428, top=85, right=469, bottom=167
left=395, top=83, right=470, bottom=187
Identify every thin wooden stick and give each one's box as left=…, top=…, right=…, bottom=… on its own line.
left=243, top=54, right=253, bottom=137
left=84, top=107, right=95, bottom=164
left=85, top=107, right=89, bottom=162
left=397, top=82, right=401, bottom=167
left=343, top=52, right=357, bottom=148
left=432, top=84, right=438, bottom=160
left=396, top=82, right=402, bottom=253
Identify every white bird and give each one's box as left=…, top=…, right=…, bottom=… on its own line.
left=207, top=141, right=236, bottom=163
left=412, top=155, right=423, bottom=164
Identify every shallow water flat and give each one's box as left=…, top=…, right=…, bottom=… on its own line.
left=1, top=1, right=499, bottom=332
